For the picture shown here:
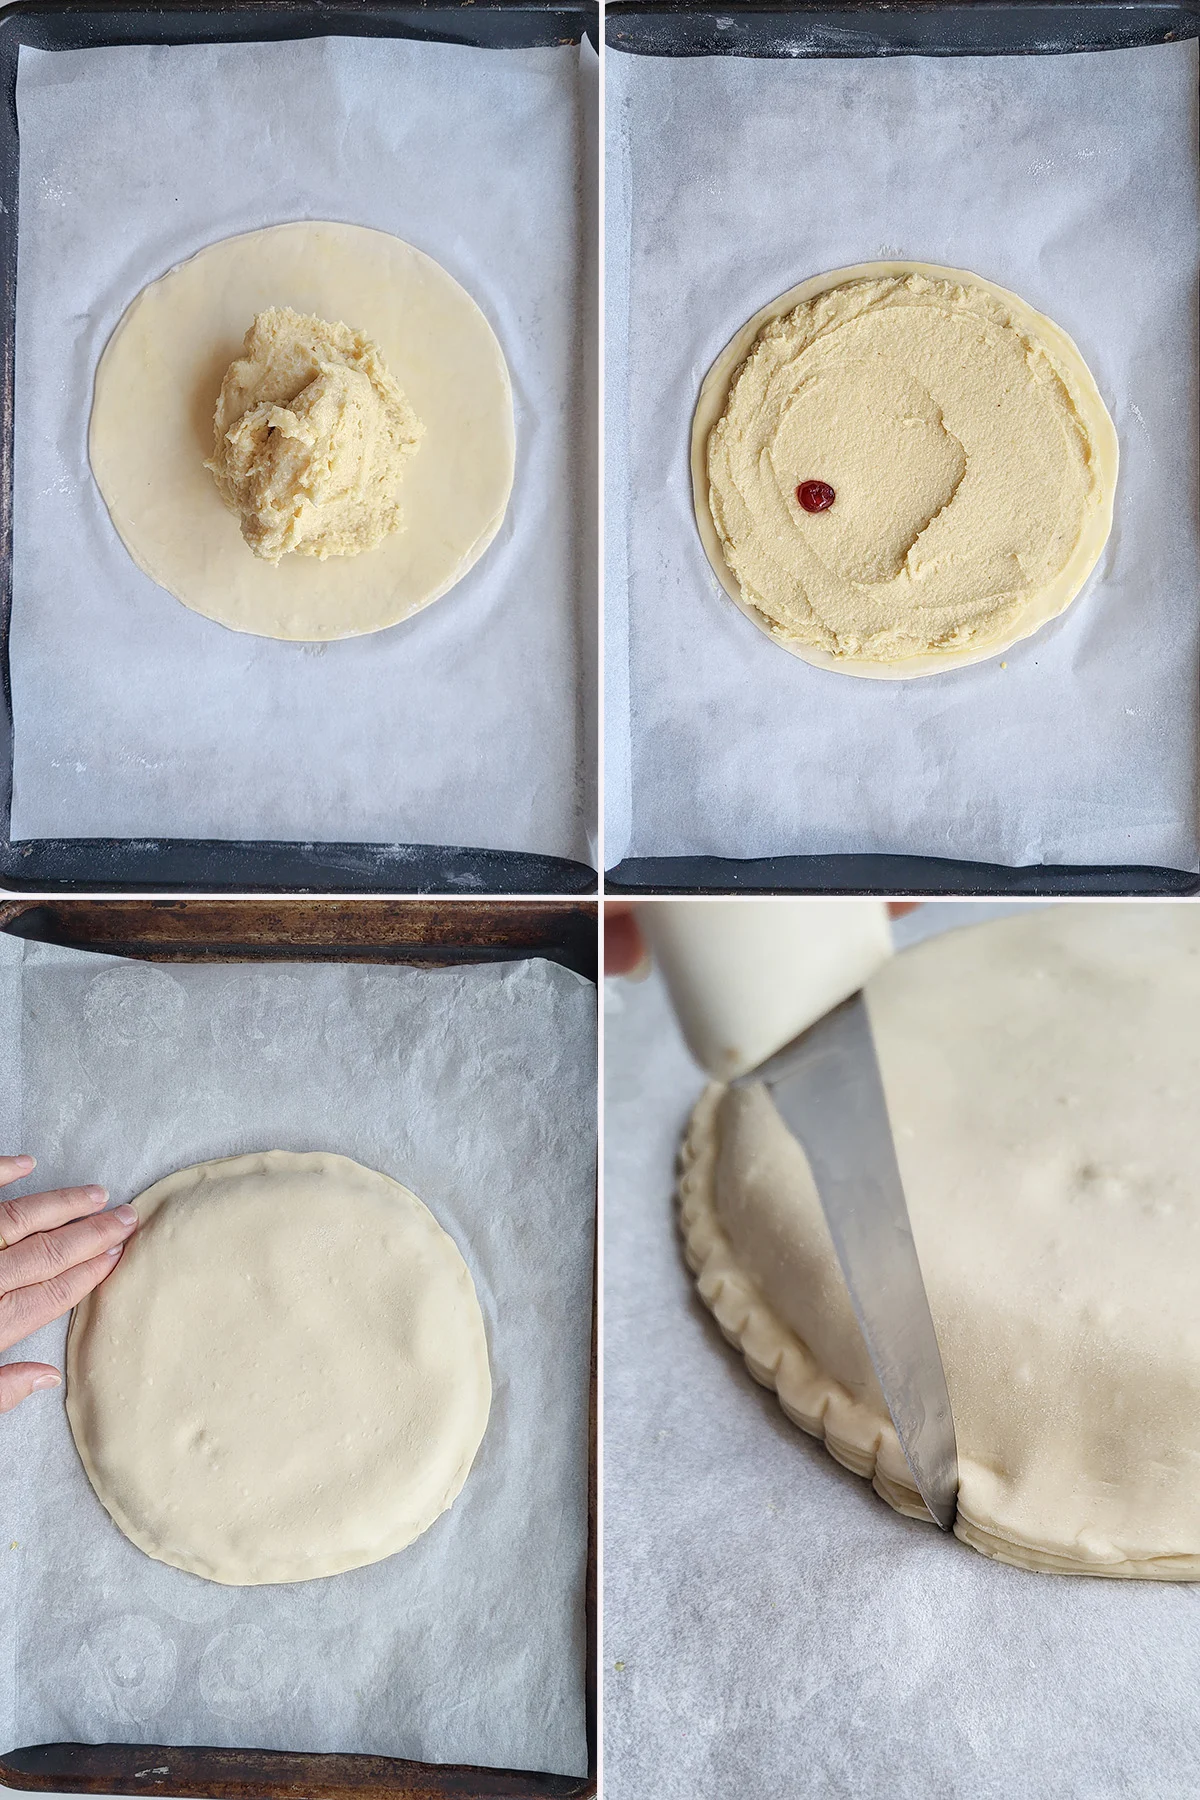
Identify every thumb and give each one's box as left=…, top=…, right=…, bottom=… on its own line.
left=0, top=1363, right=61, bottom=1415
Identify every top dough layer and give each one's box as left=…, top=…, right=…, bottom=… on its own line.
left=89, top=222, right=515, bottom=640
left=206, top=307, right=424, bottom=564
left=693, top=264, right=1118, bottom=678
left=66, top=1150, right=492, bottom=1585
left=679, top=904, right=1200, bottom=1578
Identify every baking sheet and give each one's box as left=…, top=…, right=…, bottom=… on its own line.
left=0, top=939, right=594, bottom=1777
left=602, top=900, right=1200, bottom=1799
left=10, top=32, right=597, bottom=862
left=605, top=41, right=1200, bottom=871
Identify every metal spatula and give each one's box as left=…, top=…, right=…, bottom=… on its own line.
left=736, top=990, right=959, bottom=1530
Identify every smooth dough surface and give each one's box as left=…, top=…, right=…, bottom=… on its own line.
left=692, top=263, right=1118, bottom=678
left=67, top=1150, right=492, bottom=1585
left=90, top=222, right=515, bottom=640
left=679, top=905, right=1200, bottom=1578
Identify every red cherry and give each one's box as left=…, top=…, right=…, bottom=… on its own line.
left=797, top=480, right=836, bottom=513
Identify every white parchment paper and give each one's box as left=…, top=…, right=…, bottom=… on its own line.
left=602, top=902, right=1200, bottom=1799
left=0, top=940, right=594, bottom=1777
left=10, top=34, right=596, bottom=862
left=605, top=43, right=1200, bottom=871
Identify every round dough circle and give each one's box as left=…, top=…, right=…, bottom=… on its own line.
left=679, top=905, right=1200, bottom=1578
left=66, top=1150, right=492, bottom=1584
left=89, top=222, right=515, bottom=641
left=691, top=262, right=1118, bottom=679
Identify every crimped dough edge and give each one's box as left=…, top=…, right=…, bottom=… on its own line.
left=678, top=1086, right=1200, bottom=1581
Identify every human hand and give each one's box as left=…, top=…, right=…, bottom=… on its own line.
left=604, top=903, right=645, bottom=977
left=0, top=1156, right=137, bottom=1414
left=604, top=900, right=919, bottom=976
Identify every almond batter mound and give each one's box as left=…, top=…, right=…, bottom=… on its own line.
left=206, top=307, right=424, bottom=565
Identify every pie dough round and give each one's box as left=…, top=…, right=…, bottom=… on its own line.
left=66, top=1150, right=492, bottom=1585
left=692, top=263, right=1118, bottom=678
left=89, top=222, right=515, bottom=640
left=679, top=904, right=1200, bottom=1578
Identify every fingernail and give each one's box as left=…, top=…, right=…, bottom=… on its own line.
left=87, top=1186, right=108, bottom=1206
left=31, top=1373, right=60, bottom=1391
left=105, top=1243, right=125, bottom=1258
left=13, top=1156, right=34, bottom=1171
left=112, top=1204, right=137, bottom=1227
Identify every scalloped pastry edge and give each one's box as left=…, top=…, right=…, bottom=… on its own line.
left=678, top=1085, right=1200, bottom=1581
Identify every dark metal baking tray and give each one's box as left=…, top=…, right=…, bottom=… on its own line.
left=604, top=0, right=1200, bottom=897
left=0, top=896, right=597, bottom=1800
left=605, top=853, right=1200, bottom=896
left=0, top=0, right=599, bottom=897
left=606, top=0, right=1199, bottom=58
